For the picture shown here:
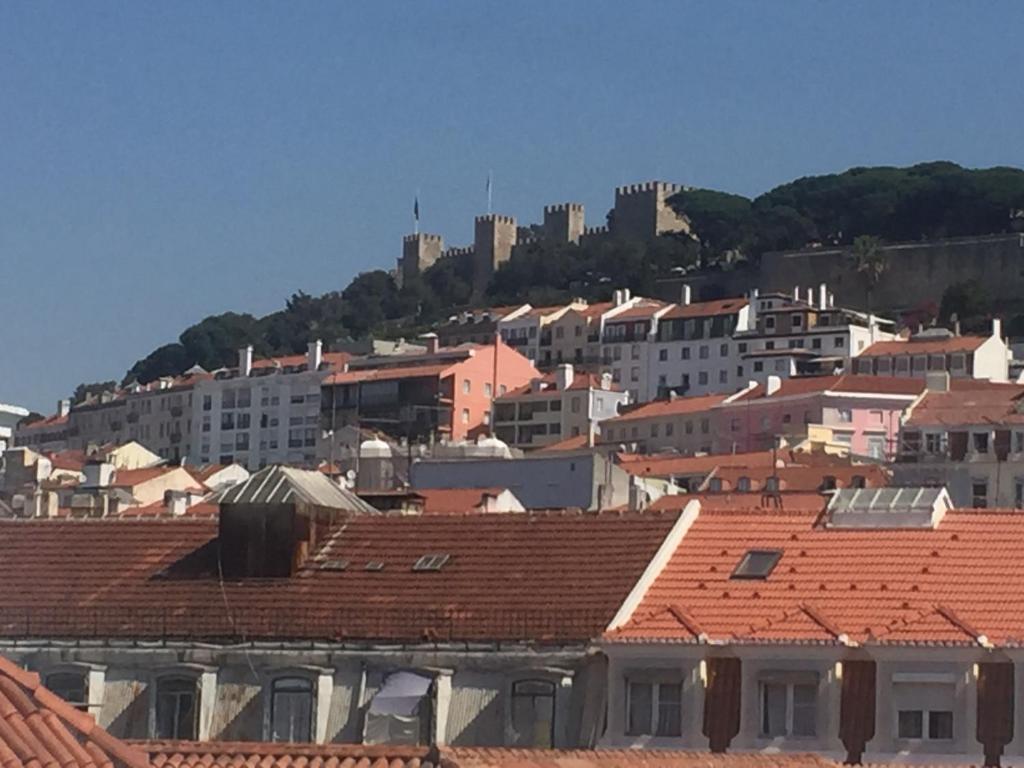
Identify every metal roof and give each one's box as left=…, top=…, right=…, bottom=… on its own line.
left=215, top=465, right=376, bottom=512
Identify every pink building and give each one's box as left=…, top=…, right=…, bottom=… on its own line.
left=712, top=374, right=926, bottom=459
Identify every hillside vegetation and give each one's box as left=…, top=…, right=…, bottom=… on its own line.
left=115, top=162, right=1024, bottom=393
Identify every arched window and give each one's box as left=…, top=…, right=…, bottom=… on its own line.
left=510, top=679, right=556, bottom=748
left=154, top=676, right=198, bottom=740
left=270, top=677, right=314, bottom=743
left=46, top=671, right=88, bottom=711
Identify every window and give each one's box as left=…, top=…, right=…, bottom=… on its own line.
left=754, top=361, right=764, bottom=373
left=698, top=371, right=708, bottom=386
left=555, top=326, right=564, bottom=339
left=867, top=436, right=886, bottom=460
left=699, top=345, right=709, bottom=360
left=736, top=476, right=751, bottom=491
left=837, top=408, right=852, bottom=423
left=364, top=671, right=433, bottom=745
left=237, top=413, right=251, bottom=430
left=700, top=418, right=709, bottom=434
left=833, top=336, right=845, bottom=348
left=626, top=680, right=682, bottom=737
left=665, top=422, right=674, bottom=436
left=462, top=379, right=471, bottom=394
left=719, top=370, right=728, bottom=384
left=484, top=382, right=493, bottom=398
left=510, top=680, right=556, bottom=747
left=237, top=388, right=251, bottom=408
left=202, top=395, right=212, bottom=412
left=221, top=412, right=235, bottom=431
left=1016, top=479, right=1024, bottom=509
left=973, top=432, right=990, bottom=453
left=222, top=389, right=236, bottom=409
left=46, top=672, right=88, bottom=711
left=658, top=349, right=668, bottom=362
left=760, top=677, right=817, bottom=738
left=651, top=423, right=659, bottom=438
left=631, top=344, right=641, bottom=360
left=732, top=549, right=782, bottom=579
left=765, top=317, right=776, bottom=330
left=811, top=337, right=822, bottom=350
left=270, top=677, right=313, bottom=742
left=792, top=315, right=803, bottom=329
left=236, top=432, right=250, bottom=451
left=894, top=679, right=954, bottom=740
left=461, top=408, right=470, bottom=424
left=154, top=677, right=198, bottom=740
left=681, top=347, right=690, bottom=360
left=630, top=367, right=640, bottom=382
left=972, top=479, right=988, bottom=508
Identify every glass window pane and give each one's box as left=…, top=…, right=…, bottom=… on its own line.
left=655, top=683, right=682, bottom=737
left=929, top=710, right=953, bottom=740
left=271, top=678, right=313, bottom=742
left=627, top=681, right=652, bottom=735
left=792, top=684, right=817, bottom=737
left=155, top=677, right=197, bottom=739
left=761, top=682, right=787, bottom=737
left=898, top=710, right=923, bottom=739
left=510, top=680, right=555, bottom=748
left=46, top=673, right=87, bottom=710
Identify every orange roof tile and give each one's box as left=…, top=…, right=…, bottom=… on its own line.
left=445, top=747, right=835, bottom=767
left=251, top=351, right=351, bottom=370
left=861, top=336, right=987, bottom=356
left=116, top=502, right=218, bottom=519
left=144, top=742, right=439, bottom=768
left=604, top=394, right=728, bottom=423
left=0, top=655, right=149, bottom=768
left=323, top=362, right=455, bottom=386
left=45, top=450, right=89, bottom=472
left=905, top=382, right=1024, bottom=426
left=616, top=450, right=780, bottom=478
left=18, top=414, right=69, bottom=431
left=660, top=297, right=748, bottom=320
left=0, top=511, right=678, bottom=643
left=604, top=300, right=667, bottom=322
left=577, top=301, right=614, bottom=319
left=608, top=505, right=1024, bottom=647
left=500, top=372, right=620, bottom=399
left=414, top=487, right=512, bottom=514
left=728, top=374, right=925, bottom=402
left=110, top=467, right=187, bottom=488
left=535, top=434, right=593, bottom=453
left=710, top=464, right=890, bottom=492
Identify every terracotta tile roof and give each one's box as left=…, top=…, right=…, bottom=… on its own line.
left=728, top=374, right=925, bottom=402
left=604, top=300, right=667, bottom=322
left=143, top=742, right=439, bottom=768
left=18, top=414, right=69, bottom=431
left=500, top=372, right=619, bottom=399
left=861, top=336, right=989, bottom=356
left=603, top=394, right=728, bottom=424
left=116, top=502, right=219, bottom=519
left=252, top=351, right=351, bottom=371
left=710, top=464, right=891, bottom=492
left=578, top=301, right=614, bottom=319
left=535, top=434, right=592, bottom=453
left=110, top=467, right=200, bottom=490
left=607, top=504, right=1024, bottom=647
left=445, top=747, right=835, bottom=767
left=323, top=363, right=454, bottom=387
left=184, top=465, right=231, bottom=483
left=660, top=297, right=748, bottom=320
left=0, top=654, right=149, bottom=768
left=413, top=487, right=512, bottom=514
left=45, top=450, right=89, bottom=472
left=0, top=511, right=678, bottom=643
left=648, top=492, right=830, bottom=513
left=905, top=382, right=1024, bottom=426
left=616, top=450, right=779, bottom=478
left=523, top=305, right=569, bottom=319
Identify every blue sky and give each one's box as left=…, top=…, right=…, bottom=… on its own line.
left=2, top=1, right=1023, bottom=412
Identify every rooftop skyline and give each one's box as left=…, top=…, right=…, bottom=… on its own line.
left=4, top=1, right=1024, bottom=411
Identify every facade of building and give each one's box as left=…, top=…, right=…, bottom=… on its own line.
left=598, top=394, right=728, bottom=454
left=497, top=304, right=581, bottom=366
left=894, top=375, right=1024, bottom=508
left=437, top=305, right=529, bottom=348
left=12, top=404, right=71, bottom=453
left=190, top=342, right=350, bottom=470
left=0, top=401, right=29, bottom=456
left=600, top=295, right=669, bottom=403
left=321, top=338, right=538, bottom=448
left=124, top=371, right=209, bottom=463
left=541, top=301, right=614, bottom=372
left=493, top=365, right=628, bottom=450
left=854, top=320, right=1010, bottom=382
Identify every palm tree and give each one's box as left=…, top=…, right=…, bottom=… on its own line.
left=851, top=235, right=887, bottom=314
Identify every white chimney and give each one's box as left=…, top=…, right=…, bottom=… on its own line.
left=819, top=283, right=828, bottom=310
left=83, top=461, right=115, bottom=488
left=622, top=288, right=631, bottom=303
left=164, top=490, right=188, bottom=517
left=307, top=339, right=323, bottom=371
left=993, top=318, right=1003, bottom=340
left=766, top=375, right=782, bottom=396
left=793, top=286, right=800, bottom=302
left=600, top=372, right=612, bottom=391
left=555, top=363, right=575, bottom=391
left=613, top=289, right=624, bottom=306
left=680, top=285, right=692, bottom=305
left=828, top=291, right=835, bottom=308
left=57, top=399, right=71, bottom=418
left=238, top=345, right=253, bottom=376
left=806, top=287, right=816, bottom=306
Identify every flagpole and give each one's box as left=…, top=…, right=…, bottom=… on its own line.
left=487, top=170, right=493, bottom=215
left=413, top=189, right=420, bottom=235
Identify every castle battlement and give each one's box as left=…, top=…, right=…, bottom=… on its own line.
left=615, top=181, right=682, bottom=197
left=583, top=225, right=610, bottom=236
left=543, top=202, right=584, bottom=214
left=475, top=213, right=517, bottom=226
left=443, top=245, right=476, bottom=258
left=403, top=232, right=443, bottom=244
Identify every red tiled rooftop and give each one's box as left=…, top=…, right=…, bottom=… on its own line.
left=728, top=374, right=924, bottom=402
left=710, top=463, right=890, bottom=492
left=252, top=351, right=351, bottom=371
left=116, top=502, right=219, bottom=519
left=577, top=301, right=614, bottom=319
left=446, top=747, right=834, bottom=767
left=603, top=394, right=728, bottom=423
left=660, top=297, right=748, bottom=320
left=607, top=504, right=1024, bottom=647
left=604, top=300, right=667, bottom=322
left=616, top=450, right=780, bottom=478
left=535, top=434, right=592, bottom=453
left=45, top=450, right=89, bottom=472
left=144, top=742, right=439, bottom=768
left=323, top=363, right=455, bottom=387
left=110, top=467, right=190, bottom=488
left=18, top=414, right=69, bottom=431
left=905, top=382, right=1024, bottom=426
left=861, top=336, right=987, bottom=356
left=0, top=654, right=148, bottom=768
left=500, top=372, right=619, bottom=399
left=648, top=492, right=831, bottom=513
left=414, top=487, right=513, bottom=514
left=0, top=511, right=679, bottom=643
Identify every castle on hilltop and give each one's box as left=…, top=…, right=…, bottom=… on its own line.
left=397, top=181, right=692, bottom=296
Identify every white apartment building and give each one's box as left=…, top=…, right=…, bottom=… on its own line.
left=190, top=341, right=347, bottom=470
left=0, top=402, right=29, bottom=457
left=600, top=291, right=669, bottom=403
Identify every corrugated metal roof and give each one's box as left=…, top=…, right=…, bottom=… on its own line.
left=215, top=465, right=376, bottom=512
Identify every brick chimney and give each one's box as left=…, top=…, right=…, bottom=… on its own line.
left=420, top=333, right=439, bottom=355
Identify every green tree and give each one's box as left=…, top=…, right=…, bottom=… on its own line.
left=72, top=380, right=117, bottom=404
left=850, top=235, right=887, bottom=312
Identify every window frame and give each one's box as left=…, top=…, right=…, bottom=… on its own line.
left=151, top=673, right=202, bottom=741
left=757, top=674, right=819, bottom=739
left=267, top=675, right=316, bottom=743
left=509, top=678, right=557, bottom=748
left=624, top=674, right=684, bottom=738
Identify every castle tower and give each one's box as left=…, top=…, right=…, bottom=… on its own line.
left=543, top=203, right=585, bottom=244
left=473, top=214, right=517, bottom=296
left=397, top=233, right=444, bottom=288
left=611, top=181, right=690, bottom=241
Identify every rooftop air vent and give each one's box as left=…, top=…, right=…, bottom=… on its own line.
left=412, top=554, right=451, bottom=572
left=731, top=549, right=782, bottom=580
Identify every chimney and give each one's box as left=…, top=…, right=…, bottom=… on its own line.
left=600, top=372, right=612, bottom=391
left=307, top=339, right=323, bottom=371
left=766, top=375, right=782, bottom=396
left=993, top=318, right=1003, bottom=340
left=925, top=371, right=950, bottom=392
left=238, top=345, right=253, bottom=376
left=806, top=287, right=816, bottom=306
left=613, top=289, right=624, bottom=306
left=622, top=288, right=631, bottom=303
left=819, top=283, right=828, bottom=310
left=680, top=285, right=692, bottom=305
left=57, top=399, right=70, bottom=418
left=793, top=286, right=800, bottom=302
left=828, top=291, right=835, bottom=308
left=555, top=363, right=574, bottom=391
left=165, top=490, right=188, bottom=517
left=953, top=319, right=961, bottom=337
left=83, top=460, right=114, bottom=488
left=421, top=332, right=439, bottom=355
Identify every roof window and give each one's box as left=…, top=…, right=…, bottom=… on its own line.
left=731, top=549, right=782, bottom=580
left=413, top=554, right=450, bottom=572
left=320, top=559, right=348, bottom=571
left=364, top=561, right=385, bottom=571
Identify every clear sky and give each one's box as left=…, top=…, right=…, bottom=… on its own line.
left=3, top=1, right=1023, bottom=412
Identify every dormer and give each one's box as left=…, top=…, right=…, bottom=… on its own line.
left=825, top=487, right=952, bottom=529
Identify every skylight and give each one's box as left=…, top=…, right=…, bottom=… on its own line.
left=320, top=559, right=348, bottom=571
left=364, top=561, right=385, bottom=571
left=731, top=549, right=782, bottom=580
left=413, top=554, right=451, bottom=572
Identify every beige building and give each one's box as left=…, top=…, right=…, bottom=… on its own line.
left=124, top=370, right=208, bottom=463
left=598, top=393, right=729, bottom=454
left=493, top=364, right=628, bottom=450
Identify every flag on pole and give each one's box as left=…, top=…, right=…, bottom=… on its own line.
left=486, top=171, right=493, bottom=214
left=413, top=195, right=420, bottom=234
